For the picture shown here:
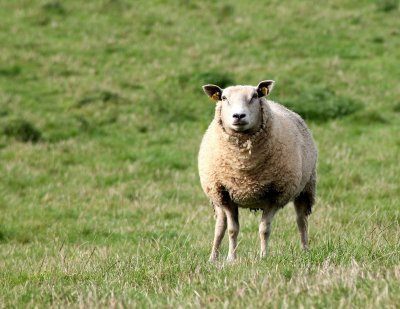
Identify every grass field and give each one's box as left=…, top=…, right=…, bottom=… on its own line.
left=1, top=0, right=399, bottom=307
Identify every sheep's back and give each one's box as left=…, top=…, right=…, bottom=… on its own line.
left=268, top=101, right=318, bottom=193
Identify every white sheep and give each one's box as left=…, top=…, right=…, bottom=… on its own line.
left=198, top=80, right=317, bottom=262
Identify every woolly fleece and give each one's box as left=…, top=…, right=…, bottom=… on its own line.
left=198, top=99, right=317, bottom=210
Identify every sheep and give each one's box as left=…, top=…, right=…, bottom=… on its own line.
left=198, top=80, right=317, bottom=262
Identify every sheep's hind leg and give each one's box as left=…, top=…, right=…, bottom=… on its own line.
left=259, top=207, right=278, bottom=258
left=294, top=200, right=309, bottom=251
left=294, top=173, right=315, bottom=251
left=224, top=206, right=239, bottom=262
left=294, top=192, right=313, bottom=251
left=209, top=205, right=227, bottom=262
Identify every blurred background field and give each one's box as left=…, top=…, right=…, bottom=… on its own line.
left=0, top=0, right=399, bottom=307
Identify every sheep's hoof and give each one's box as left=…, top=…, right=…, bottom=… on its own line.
left=260, top=251, right=268, bottom=259
left=209, top=255, right=218, bottom=263
left=226, top=255, right=236, bottom=263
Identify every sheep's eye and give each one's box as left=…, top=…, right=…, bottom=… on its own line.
left=221, top=95, right=227, bottom=101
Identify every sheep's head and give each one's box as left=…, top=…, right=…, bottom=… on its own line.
left=202, top=80, right=275, bottom=134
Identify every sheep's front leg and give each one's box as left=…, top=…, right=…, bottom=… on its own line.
left=209, top=206, right=227, bottom=262
left=259, top=207, right=278, bottom=258
left=224, top=206, right=239, bottom=262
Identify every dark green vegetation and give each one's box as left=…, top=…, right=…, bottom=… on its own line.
left=1, top=0, right=399, bottom=307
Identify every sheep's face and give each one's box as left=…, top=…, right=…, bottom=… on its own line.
left=202, top=80, right=275, bottom=133
left=219, top=86, right=262, bottom=133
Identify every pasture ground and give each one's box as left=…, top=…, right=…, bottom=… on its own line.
left=0, top=0, right=399, bottom=307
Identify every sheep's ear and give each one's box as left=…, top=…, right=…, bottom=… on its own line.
left=202, top=84, right=223, bottom=101
left=256, top=80, right=275, bottom=97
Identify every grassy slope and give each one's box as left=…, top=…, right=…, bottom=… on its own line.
left=0, top=0, right=399, bottom=307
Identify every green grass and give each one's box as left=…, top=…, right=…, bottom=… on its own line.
left=1, top=0, right=399, bottom=307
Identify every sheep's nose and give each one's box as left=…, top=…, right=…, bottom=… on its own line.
left=233, top=113, right=246, bottom=119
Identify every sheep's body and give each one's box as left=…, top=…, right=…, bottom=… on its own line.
left=198, top=81, right=317, bottom=262
left=199, top=100, right=317, bottom=210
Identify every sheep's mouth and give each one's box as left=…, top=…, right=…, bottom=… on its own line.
left=232, top=121, right=249, bottom=131
left=232, top=120, right=248, bottom=126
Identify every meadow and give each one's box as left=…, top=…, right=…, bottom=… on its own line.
left=0, top=0, right=399, bottom=307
